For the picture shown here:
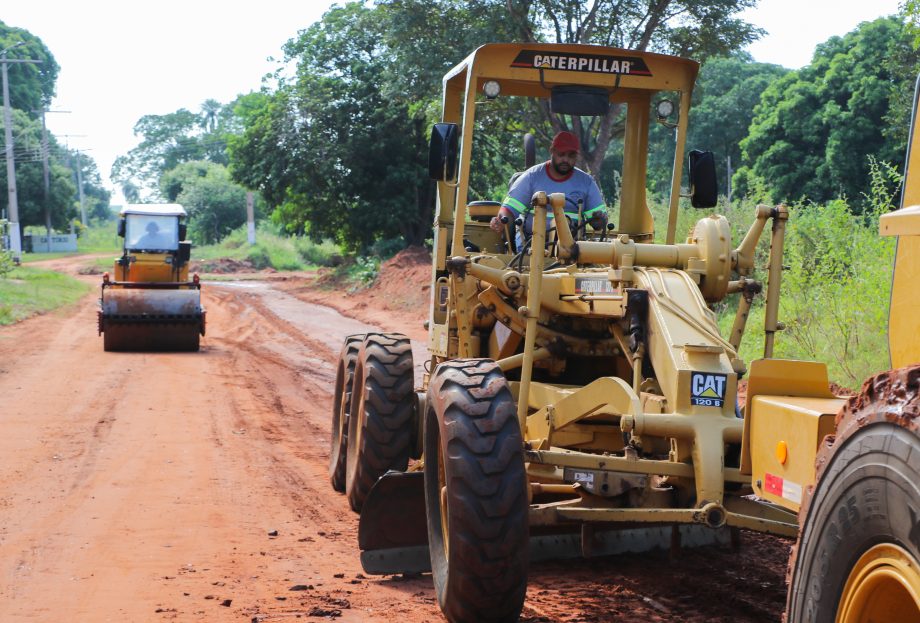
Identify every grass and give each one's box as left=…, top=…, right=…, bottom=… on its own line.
left=0, top=266, right=92, bottom=325
left=19, top=220, right=121, bottom=264
left=194, top=224, right=340, bottom=271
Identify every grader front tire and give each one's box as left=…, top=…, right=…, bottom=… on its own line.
left=329, top=335, right=363, bottom=492
left=344, top=333, right=415, bottom=512
left=786, top=365, right=920, bottom=623
left=423, top=359, right=529, bottom=623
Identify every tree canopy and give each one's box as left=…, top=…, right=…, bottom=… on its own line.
left=229, top=1, right=517, bottom=250
left=111, top=94, right=264, bottom=201
left=0, top=21, right=60, bottom=115
left=737, top=16, right=908, bottom=207
left=161, top=161, right=257, bottom=245
left=227, top=0, right=762, bottom=250
left=0, top=109, right=78, bottom=231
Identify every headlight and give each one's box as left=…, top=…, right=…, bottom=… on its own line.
left=656, top=99, right=674, bottom=120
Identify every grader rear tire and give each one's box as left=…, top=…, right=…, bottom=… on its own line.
left=423, top=359, right=528, bottom=623
left=329, top=335, right=363, bottom=492
left=786, top=365, right=920, bottom=623
left=345, top=333, right=415, bottom=512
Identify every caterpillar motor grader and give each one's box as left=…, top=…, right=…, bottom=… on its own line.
left=97, top=204, right=205, bottom=351
left=328, top=43, right=920, bottom=623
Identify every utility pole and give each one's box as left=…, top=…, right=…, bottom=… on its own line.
left=246, top=191, right=256, bottom=245
left=35, top=109, right=71, bottom=252
left=75, top=151, right=86, bottom=226
left=726, top=154, right=733, bottom=207
left=1, top=42, right=42, bottom=263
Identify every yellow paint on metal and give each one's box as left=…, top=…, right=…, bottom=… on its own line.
left=880, top=204, right=920, bottom=236
left=835, top=543, right=920, bottom=623
left=740, top=358, right=837, bottom=475
left=748, top=394, right=843, bottom=512
left=886, top=234, right=920, bottom=368
left=113, top=252, right=190, bottom=283
left=881, top=81, right=920, bottom=368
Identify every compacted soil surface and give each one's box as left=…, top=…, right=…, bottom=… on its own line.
left=0, top=250, right=790, bottom=622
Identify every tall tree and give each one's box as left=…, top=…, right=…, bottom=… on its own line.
left=161, top=161, right=255, bottom=244
left=230, top=1, right=514, bottom=249
left=230, top=0, right=763, bottom=250
left=737, top=17, right=908, bottom=206
left=644, top=54, right=786, bottom=196
left=111, top=97, right=255, bottom=200
left=0, top=109, right=76, bottom=231
left=61, top=147, right=112, bottom=222
left=501, top=0, right=764, bottom=177
left=0, top=21, right=60, bottom=115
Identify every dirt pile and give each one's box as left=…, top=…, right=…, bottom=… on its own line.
left=368, top=246, right=431, bottom=319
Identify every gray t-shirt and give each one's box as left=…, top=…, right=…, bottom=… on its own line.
left=501, top=162, right=606, bottom=236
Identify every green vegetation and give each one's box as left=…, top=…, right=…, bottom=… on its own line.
left=1, top=23, right=110, bottom=232
left=5, top=4, right=911, bottom=385
left=194, top=224, right=339, bottom=272
left=76, top=220, right=120, bottom=253
left=737, top=17, right=908, bottom=207
left=0, top=265, right=91, bottom=325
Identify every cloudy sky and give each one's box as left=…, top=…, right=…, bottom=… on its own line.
left=1, top=0, right=905, bottom=201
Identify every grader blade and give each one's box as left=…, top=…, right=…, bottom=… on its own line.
left=357, top=471, right=733, bottom=575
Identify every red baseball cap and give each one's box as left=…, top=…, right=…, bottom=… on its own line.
left=551, top=131, right=579, bottom=153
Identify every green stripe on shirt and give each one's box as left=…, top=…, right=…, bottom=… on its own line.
left=502, top=196, right=529, bottom=213
left=582, top=204, right=606, bottom=217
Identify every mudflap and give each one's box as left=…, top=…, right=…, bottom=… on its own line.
left=357, top=470, right=732, bottom=576
left=358, top=471, right=429, bottom=575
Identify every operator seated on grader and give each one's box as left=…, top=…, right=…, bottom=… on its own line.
left=489, top=130, right=608, bottom=246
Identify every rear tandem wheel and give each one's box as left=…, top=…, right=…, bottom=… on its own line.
left=423, top=359, right=528, bottom=623
left=786, top=365, right=920, bottom=623
left=344, top=333, right=415, bottom=512
left=329, top=335, right=364, bottom=492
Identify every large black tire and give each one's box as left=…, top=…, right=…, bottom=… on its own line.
left=345, top=333, right=415, bottom=512
left=786, top=365, right=920, bottom=623
left=329, top=335, right=363, bottom=492
left=423, top=359, right=529, bottom=623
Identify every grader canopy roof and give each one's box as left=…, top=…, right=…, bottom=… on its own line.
left=438, top=43, right=702, bottom=244
left=443, top=43, right=699, bottom=98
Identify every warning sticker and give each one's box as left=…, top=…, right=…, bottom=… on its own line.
left=764, top=472, right=803, bottom=505
left=690, top=372, right=727, bottom=407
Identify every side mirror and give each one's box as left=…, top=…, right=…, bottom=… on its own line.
left=689, top=150, right=718, bottom=208
left=178, top=241, right=192, bottom=265
left=179, top=223, right=187, bottom=240
left=551, top=86, right=610, bottom=117
left=117, top=218, right=126, bottom=237
left=428, top=123, right=459, bottom=181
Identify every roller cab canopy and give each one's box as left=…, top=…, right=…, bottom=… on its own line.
left=434, top=43, right=703, bottom=245
left=119, top=204, right=187, bottom=253
left=120, top=204, right=187, bottom=218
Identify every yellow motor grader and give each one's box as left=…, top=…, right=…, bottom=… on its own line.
left=97, top=204, right=205, bottom=351
left=328, top=43, right=920, bottom=623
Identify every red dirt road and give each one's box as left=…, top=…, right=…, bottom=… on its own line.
left=0, top=254, right=791, bottom=622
